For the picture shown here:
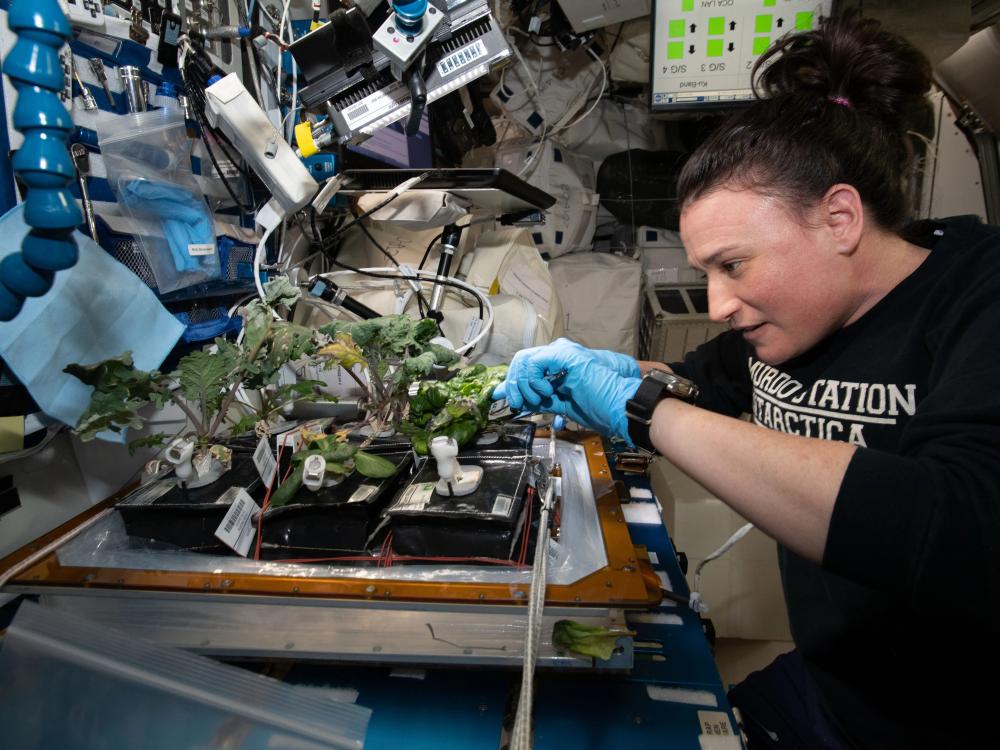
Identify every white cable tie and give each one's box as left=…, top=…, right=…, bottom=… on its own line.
left=255, top=197, right=285, bottom=231
left=311, top=173, right=347, bottom=211
left=397, top=264, right=422, bottom=293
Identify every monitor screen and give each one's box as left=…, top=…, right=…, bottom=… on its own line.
left=649, top=0, right=833, bottom=112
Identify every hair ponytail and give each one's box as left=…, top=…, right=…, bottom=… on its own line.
left=678, top=15, right=934, bottom=230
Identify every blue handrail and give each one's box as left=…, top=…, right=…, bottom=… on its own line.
left=0, top=0, right=81, bottom=321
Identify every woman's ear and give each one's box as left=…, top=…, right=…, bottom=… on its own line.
left=822, top=183, right=864, bottom=257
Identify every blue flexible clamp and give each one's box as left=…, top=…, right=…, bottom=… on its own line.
left=0, top=0, right=81, bottom=321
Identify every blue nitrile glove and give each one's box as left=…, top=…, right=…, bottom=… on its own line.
left=492, top=338, right=640, bottom=411
left=535, top=360, right=641, bottom=444
left=119, top=180, right=216, bottom=273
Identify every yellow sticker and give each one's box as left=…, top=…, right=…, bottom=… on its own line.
left=488, top=277, right=501, bottom=296
left=0, top=416, right=25, bottom=453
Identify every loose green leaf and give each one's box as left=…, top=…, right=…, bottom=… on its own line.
left=263, top=276, right=302, bottom=308
left=355, top=450, right=397, bottom=478
left=552, top=620, right=636, bottom=661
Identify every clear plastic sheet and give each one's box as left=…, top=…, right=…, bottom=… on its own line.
left=57, top=439, right=609, bottom=586
left=0, top=601, right=370, bottom=749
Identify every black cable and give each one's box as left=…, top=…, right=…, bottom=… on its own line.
left=419, top=231, right=443, bottom=271
left=355, top=220, right=435, bottom=317
left=326, top=260, right=484, bottom=320
left=319, top=173, right=429, bottom=247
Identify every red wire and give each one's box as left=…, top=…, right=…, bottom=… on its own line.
left=253, top=438, right=296, bottom=560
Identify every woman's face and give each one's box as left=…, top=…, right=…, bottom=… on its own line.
left=680, top=187, right=857, bottom=365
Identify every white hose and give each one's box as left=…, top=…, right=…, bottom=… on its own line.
left=319, top=267, right=495, bottom=355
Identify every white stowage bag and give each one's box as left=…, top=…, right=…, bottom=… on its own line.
left=489, top=42, right=603, bottom=137
left=548, top=252, right=643, bottom=356
left=605, top=18, right=651, bottom=83
left=439, top=228, right=564, bottom=363
left=494, top=139, right=599, bottom=257
left=557, top=99, right=663, bottom=166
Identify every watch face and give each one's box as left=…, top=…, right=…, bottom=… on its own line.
left=648, top=369, right=699, bottom=401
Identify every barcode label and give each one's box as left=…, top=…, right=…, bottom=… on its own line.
left=341, top=81, right=409, bottom=129
left=188, top=243, right=215, bottom=256
left=436, top=39, right=488, bottom=78
left=491, top=493, right=515, bottom=517
left=348, top=484, right=379, bottom=504
left=214, top=489, right=260, bottom=556
left=345, top=102, right=369, bottom=119
left=254, top=436, right=278, bottom=488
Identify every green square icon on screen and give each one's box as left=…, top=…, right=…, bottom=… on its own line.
left=764, top=0, right=776, bottom=6
left=707, top=39, right=723, bottom=57
left=669, top=19, right=685, bottom=37
left=708, top=16, right=725, bottom=35
left=682, top=0, right=694, bottom=11
left=755, top=15, right=772, bottom=33
left=753, top=36, right=771, bottom=55
left=668, top=41, right=684, bottom=60
left=796, top=12, right=814, bottom=30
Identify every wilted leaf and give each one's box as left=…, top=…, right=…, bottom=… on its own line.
left=551, top=620, right=635, bottom=661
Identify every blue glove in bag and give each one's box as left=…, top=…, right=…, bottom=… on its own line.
left=493, top=337, right=640, bottom=409
left=119, top=180, right=216, bottom=273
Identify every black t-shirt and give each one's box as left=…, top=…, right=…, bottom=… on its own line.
left=672, top=216, right=1000, bottom=748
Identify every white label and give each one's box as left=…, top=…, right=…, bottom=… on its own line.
left=394, top=482, right=435, bottom=512
left=341, top=80, right=409, bottom=130
left=463, top=316, right=484, bottom=345
left=188, top=243, right=215, bottom=256
left=214, top=485, right=247, bottom=505
left=436, top=39, right=488, bottom=78
left=500, top=265, right=551, bottom=320
left=648, top=551, right=659, bottom=565
left=254, top=436, right=278, bottom=488
left=697, top=711, right=734, bottom=737
left=491, top=493, right=515, bottom=517
left=214, top=489, right=260, bottom=557
left=348, top=484, right=379, bottom=504
left=77, top=30, right=119, bottom=55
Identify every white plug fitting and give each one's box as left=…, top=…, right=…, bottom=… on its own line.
left=429, top=436, right=482, bottom=497
left=165, top=438, right=195, bottom=483
left=302, top=454, right=327, bottom=492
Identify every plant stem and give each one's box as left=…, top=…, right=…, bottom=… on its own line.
left=162, top=389, right=207, bottom=437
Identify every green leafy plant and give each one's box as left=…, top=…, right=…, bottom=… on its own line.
left=65, top=279, right=333, bottom=454
left=398, top=364, right=508, bottom=454
left=315, top=316, right=460, bottom=438
left=551, top=620, right=636, bottom=661
left=269, top=430, right=398, bottom=507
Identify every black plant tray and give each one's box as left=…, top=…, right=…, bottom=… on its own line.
left=117, top=453, right=265, bottom=553
left=385, top=424, right=536, bottom=561
left=258, top=450, right=417, bottom=558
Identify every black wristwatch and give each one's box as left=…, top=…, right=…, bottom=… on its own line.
left=625, top=369, right=699, bottom=453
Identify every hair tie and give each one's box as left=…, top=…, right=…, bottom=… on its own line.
left=828, top=94, right=852, bottom=109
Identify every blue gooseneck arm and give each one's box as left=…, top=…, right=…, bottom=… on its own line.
left=0, top=0, right=81, bottom=321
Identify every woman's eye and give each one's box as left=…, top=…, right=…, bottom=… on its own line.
left=722, top=260, right=743, bottom=275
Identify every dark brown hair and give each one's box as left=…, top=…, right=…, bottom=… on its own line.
left=676, top=15, right=934, bottom=230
